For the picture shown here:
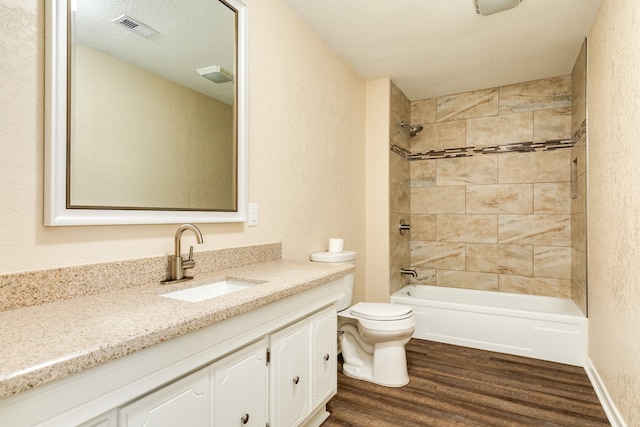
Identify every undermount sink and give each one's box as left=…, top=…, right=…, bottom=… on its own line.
left=161, top=279, right=260, bottom=302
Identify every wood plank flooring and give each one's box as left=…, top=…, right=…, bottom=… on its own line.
left=323, top=339, right=609, bottom=427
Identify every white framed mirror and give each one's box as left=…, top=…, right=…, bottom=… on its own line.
left=44, top=0, right=247, bottom=225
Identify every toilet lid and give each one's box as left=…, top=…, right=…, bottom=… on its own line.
left=310, top=250, right=357, bottom=262
left=349, top=302, right=412, bottom=321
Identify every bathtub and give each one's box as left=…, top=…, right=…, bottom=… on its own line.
left=391, top=285, right=587, bottom=366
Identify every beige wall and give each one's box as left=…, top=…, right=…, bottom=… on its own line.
left=72, top=44, right=235, bottom=209
left=407, top=77, right=574, bottom=297
left=0, top=0, right=367, bottom=308
left=364, top=78, right=391, bottom=303
left=587, top=0, right=640, bottom=423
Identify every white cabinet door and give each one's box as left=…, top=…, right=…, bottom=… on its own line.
left=269, top=319, right=309, bottom=427
left=77, top=410, right=117, bottom=427
left=211, top=338, right=268, bottom=427
left=310, top=306, right=337, bottom=407
left=119, top=368, right=210, bottom=427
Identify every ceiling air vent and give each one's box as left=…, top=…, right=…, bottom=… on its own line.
left=111, top=15, right=158, bottom=38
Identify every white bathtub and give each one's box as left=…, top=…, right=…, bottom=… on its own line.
left=391, top=285, right=587, bottom=366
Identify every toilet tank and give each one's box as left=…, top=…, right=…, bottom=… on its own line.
left=310, top=250, right=356, bottom=311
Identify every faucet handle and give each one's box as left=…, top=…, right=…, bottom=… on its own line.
left=183, top=246, right=196, bottom=269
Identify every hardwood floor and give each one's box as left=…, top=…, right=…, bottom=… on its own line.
left=323, top=339, right=609, bottom=427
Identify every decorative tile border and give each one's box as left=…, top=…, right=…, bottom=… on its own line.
left=392, top=120, right=586, bottom=161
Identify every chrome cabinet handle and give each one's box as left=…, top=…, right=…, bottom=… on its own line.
left=241, top=413, right=249, bottom=424
left=324, top=353, right=330, bottom=361
left=293, top=376, right=300, bottom=385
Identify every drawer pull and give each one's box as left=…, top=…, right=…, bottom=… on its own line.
left=324, top=353, right=330, bottom=361
left=241, top=413, right=249, bottom=424
left=293, top=376, right=300, bottom=385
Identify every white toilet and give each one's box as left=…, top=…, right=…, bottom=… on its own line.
left=311, top=250, right=415, bottom=387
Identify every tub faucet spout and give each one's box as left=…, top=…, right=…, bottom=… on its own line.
left=164, top=224, right=204, bottom=283
left=400, top=269, right=417, bottom=277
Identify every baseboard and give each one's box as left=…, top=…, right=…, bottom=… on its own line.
left=584, top=357, right=627, bottom=427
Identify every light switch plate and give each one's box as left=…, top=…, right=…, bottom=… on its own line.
left=248, top=203, right=258, bottom=227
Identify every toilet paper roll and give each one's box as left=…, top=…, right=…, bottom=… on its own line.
left=328, top=238, right=344, bottom=253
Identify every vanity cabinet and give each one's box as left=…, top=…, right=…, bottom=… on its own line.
left=118, top=338, right=269, bottom=427
left=269, top=306, right=337, bottom=427
left=0, top=277, right=343, bottom=427
left=270, top=317, right=310, bottom=427
left=310, top=307, right=338, bottom=409
left=117, top=308, right=335, bottom=427
left=119, top=369, right=210, bottom=427
left=212, top=339, right=268, bottom=427
left=78, top=411, right=117, bottom=427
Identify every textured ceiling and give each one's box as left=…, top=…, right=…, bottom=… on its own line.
left=73, top=0, right=236, bottom=105
left=281, top=0, right=602, bottom=100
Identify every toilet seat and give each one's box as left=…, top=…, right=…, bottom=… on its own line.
left=349, top=302, right=412, bottom=321
left=339, top=302, right=415, bottom=333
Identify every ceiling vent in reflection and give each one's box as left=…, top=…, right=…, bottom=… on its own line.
left=111, top=15, right=158, bottom=38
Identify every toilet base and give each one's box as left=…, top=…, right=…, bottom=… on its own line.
left=341, top=341, right=410, bottom=387
left=342, top=363, right=409, bottom=387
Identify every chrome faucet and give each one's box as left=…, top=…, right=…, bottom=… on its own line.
left=163, top=223, right=204, bottom=283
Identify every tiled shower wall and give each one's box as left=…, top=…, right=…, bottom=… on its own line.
left=408, top=76, right=575, bottom=298
left=570, top=42, right=588, bottom=314
left=389, top=83, right=411, bottom=294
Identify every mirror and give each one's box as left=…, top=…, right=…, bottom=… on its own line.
left=44, top=0, right=247, bottom=225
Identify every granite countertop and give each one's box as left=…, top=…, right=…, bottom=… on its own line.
left=0, top=259, right=353, bottom=399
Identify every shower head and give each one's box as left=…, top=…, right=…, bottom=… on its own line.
left=400, top=122, right=423, bottom=137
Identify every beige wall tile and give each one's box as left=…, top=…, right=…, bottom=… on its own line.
left=410, top=160, right=436, bottom=187
left=436, top=156, right=498, bottom=186
left=498, top=214, right=570, bottom=246
left=437, top=270, right=499, bottom=291
left=571, top=213, right=587, bottom=252
left=390, top=152, right=409, bottom=185
left=406, top=74, right=577, bottom=300
left=466, top=112, right=533, bottom=147
left=411, top=120, right=466, bottom=152
left=570, top=138, right=587, bottom=214
left=410, top=213, right=436, bottom=241
left=534, top=182, right=570, bottom=214
left=571, top=173, right=587, bottom=215
left=411, top=186, right=465, bottom=213
left=571, top=247, right=587, bottom=292
left=436, top=214, right=498, bottom=243
left=499, top=275, right=571, bottom=298
left=571, top=280, right=587, bottom=316
left=411, top=98, right=437, bottom=125
left=413, top=267, right=436, bottom=286
left=466, top=184, right=533, bottom=214
left=411, top=241, right=465, bottom=270
left=390, top=181, right=410, bottom=214
left=466, top=243, right=533, bottom=276
left=437, top=88, right=499, bottom=122
left=572, top=135, right=587, bottom=176
left=390, top=84, right=411, bottom=150
left=533, top=108, right=572, bottom=141
left=499, top=150, right=569, bottom=183
left=499, top=75, right=571, bottom=114
left=571, top=42, right=587, bottom=135
left=534, top=246, right=571, bottom=279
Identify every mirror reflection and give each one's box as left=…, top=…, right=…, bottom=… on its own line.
left=69, top=0, right=237, bottom=211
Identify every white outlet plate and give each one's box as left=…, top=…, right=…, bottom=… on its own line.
left=248, top=203, right=258, bottom=227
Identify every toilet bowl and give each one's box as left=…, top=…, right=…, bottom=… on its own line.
left=310, top=250, right=415, bottom=387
